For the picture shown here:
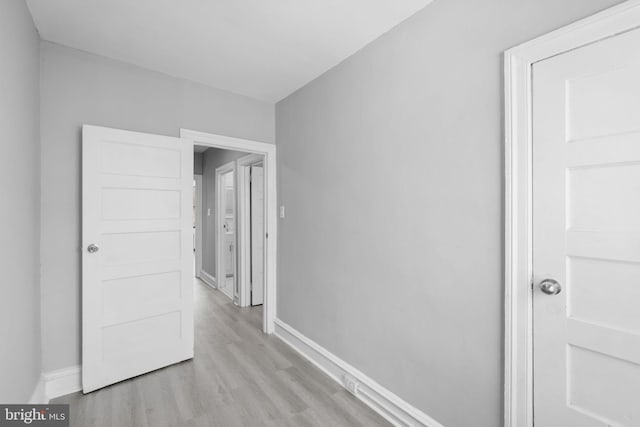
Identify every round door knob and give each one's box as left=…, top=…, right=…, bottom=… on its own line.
left=87, top=243, right=100, bottom=253
left=540, top=278, right=561, bottom=295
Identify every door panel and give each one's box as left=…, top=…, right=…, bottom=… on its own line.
left=101, top=188, right=181, bottom=220
left=102, top=271, right=182, bottom=325
left=567, top=61, right=640, bottom=141
left=532, top=28, right=640, bottom=426
left=101, top=231, right=181, bottom=265
left=101, top=141, right=181, bottom=177
left=568, top=345, right=640, bottom=426
left=82, top=125, right=193, bottom=393
left=569, top=257, right=640, bottom=334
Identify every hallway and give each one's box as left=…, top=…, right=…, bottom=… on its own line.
left=52, top=279, right=390, bottom=426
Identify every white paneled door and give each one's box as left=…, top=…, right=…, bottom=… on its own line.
left=250, top=164, right=264, bottom=306
left=533, top=28, right=640, bottom=426
left=82, top=125, right=194, bottom=393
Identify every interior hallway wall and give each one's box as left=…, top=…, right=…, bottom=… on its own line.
left=275, top=0, right=623, bottom=426
left=201, top=148, right=248, bottom=279
left=0, top=0, right=42, bottom=402
left=194, top=152, right=204, bottom=175
left=39, top=41, right=274, bottom=372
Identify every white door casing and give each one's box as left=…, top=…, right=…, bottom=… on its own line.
left=504, top=3, right=640, bottom=425
left=532, top=27, right=640, bottom=426
left=180, top=128, right=276, bottom=334
left=250, top=164, right=265, bottom=306
left=82, top=125, right=194, bottom=393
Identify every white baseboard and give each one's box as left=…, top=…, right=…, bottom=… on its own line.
left=274, top=319, right=443, bottom=427
left=42, top=365, right=82, bottom=401
left=199, top=270, right=217, bottom=289
left=28, top=376, right=46, bottom=404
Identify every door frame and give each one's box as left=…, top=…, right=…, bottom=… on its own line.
left=215, top=161, right=237, bottom=303
left=237, top=153, right=265, bottom=307
left=504, top=2, right=640, bottom=426
left=194, top=174, right=203, bottom=278
left=181, top=129, right=277, bottom=334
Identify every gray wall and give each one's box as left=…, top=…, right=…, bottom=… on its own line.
left=275, top=0, right=623, bottom=426
left=201, top=148, right=248, bottom=277
left=194, top=152, right=204, bottom=175
left=40, top=41, right=274, bottom=372
left=0, top=0, right=41, bottom=402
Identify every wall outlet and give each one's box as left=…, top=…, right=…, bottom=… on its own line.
left=342, top=374, right=360, bottom=395
left=279, top=205, right=285, bottom=218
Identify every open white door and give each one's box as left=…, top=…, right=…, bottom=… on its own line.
left=194, top=174, right=203, bottom=278
left=250, top=164, right=264, bottom=306
left=532, top=28, right=640, bottom=426
left=216, top=163, right=237, bottom=302
left=82, top=125, right=194, bottom=393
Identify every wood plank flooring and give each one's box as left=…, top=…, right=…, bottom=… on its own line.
left=52, top=279, right=391, bottom=427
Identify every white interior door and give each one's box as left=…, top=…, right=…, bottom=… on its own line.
left=218, top=168, right=236, bottom=301
left=82, top=125, right=194, bottom=393
left=194, top=174, right=203, bottom=278
left=250, top=164, right=265, bottom=306
left=533, top=28, right=640, bottom=426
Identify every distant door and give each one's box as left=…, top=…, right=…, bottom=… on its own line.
left=216, top=163, right=236, bottom=301
left=194, top=175, right=203, bottom=278
left=250, top=164, right=264, bottom=306
left=532, top=28, right=640, bottom=426
left=82, top=125, right=194, bottom=393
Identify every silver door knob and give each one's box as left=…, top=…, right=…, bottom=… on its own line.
left=540, top=278, right=561, bottom=295
left=87, top=244, right=100, bottom=253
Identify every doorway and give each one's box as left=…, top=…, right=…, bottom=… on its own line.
left=215, top=161, right=237, bottom=302
left=183, top=128, right=277, bottom=334
left=195, top=145, right=267, bottom=317
left=504, top=3, right=640, bottom=426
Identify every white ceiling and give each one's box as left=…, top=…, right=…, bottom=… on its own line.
left=26, top=0, right=431, bottom=102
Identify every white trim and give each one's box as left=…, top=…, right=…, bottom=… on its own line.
left=504, top=2, right=640, bottom=426
left=236, top=153, right=265, bottom=308
left=181, top=129, right=277, bottom=334
left=194, top=174, right=203, bottom=278
left=42, top=366, right=82, bottom=401
left=199, top=270, right=217, bottom=289
left=29, top=376, right=46, bottom=404
left=274, top=319, right=443, bottom=427
left=236, top=153, right=264, bottom=165
left=215, top=161, right=237, bottom=304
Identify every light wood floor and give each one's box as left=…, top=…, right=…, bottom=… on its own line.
left=53, top=279, right=390, bottom=427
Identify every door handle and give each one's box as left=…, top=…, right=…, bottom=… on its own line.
left=539, top=278, right=562, bottom=295
left=87, top=243, right=100, bottom=253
